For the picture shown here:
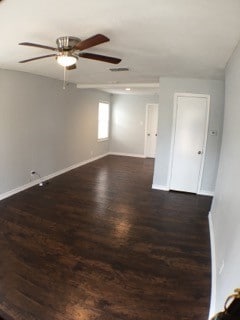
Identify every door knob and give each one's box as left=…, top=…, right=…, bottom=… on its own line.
left=198, top=151, right=202, bottom=155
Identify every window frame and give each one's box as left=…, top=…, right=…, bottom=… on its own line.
left=97, top=101, right=110, bottom=142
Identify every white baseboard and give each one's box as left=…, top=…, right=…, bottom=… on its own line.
left=208, top=211, right=217, bottom=319
left=108, top=152, right=145, bottom=158
left=0, top=153, right=108, bottom=201
left=152, top=184, right=170, bottom=191
left=151, top=185, right=214, bottom=195
left=198, top=190, right=215, bottom=196
left=0, top=180, right=40, bottom=201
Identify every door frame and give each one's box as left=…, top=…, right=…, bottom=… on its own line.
left=144, top=103, right=159, bottom=158
left=167, top=93, right=210, bottom=194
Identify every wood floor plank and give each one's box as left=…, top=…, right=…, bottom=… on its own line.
left=0, top=155, right=212, bottom=320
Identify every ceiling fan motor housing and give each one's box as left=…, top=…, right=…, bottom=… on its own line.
left=56, top=36, right=81, bottom=51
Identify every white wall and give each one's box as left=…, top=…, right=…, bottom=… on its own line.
left=0, top=69, right=110, bottom=197
left=153, top=77, right=225, bottom=194
left=209, top=41, right=240, bottom=316
left=110, top=94, right=159, bottom=156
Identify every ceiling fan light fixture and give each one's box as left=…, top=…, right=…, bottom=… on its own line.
left=57, top=54, right=77, bottom=67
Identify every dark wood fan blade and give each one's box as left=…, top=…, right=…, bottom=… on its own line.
left=74, top=34, right=109, bottom=51
left=66, top=64, right=77, bottom=70
left=79, top=52, right=121, bottom=64
left=19, top=42, right=57, bottom=51
left=19, top=54, right=57, bottom=63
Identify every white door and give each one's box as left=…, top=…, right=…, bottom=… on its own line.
left=145, top=104, right=158, bottom=158
left=170, top=95, right=209, bottom=193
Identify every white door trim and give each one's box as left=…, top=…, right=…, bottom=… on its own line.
left=167, top=93, right=210, bottom=194
left=144, top=105, right=149, bottom=157
left=144, top=103, right=159, bottom=157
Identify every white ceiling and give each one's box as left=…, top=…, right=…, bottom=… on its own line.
left=1, top=0, right=240, bottom=92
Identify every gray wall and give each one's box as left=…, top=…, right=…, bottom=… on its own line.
left=210, top=41, right=240, bottom=315
left=0, top=69, right=110, bottom=195
left=153, top=77, right=225, bottom=193
left=110, top=94, right=159, bottom=155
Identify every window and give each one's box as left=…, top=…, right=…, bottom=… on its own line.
left=98, top=102, right=110, bottom=140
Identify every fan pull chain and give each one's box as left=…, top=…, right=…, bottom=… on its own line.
left=63, top=67, right=67, bottom=90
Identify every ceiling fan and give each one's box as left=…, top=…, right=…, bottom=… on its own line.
left=19, top=34, right=121, bottom=70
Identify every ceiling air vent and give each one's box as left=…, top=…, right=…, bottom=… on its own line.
left=109, top=67, right=129, bottom=72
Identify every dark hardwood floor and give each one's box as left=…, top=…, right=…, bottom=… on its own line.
left=0, top=155, right=212, bottom=320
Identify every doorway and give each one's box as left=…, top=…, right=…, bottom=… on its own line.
left=169, top=93, right=210, bottom=193
left=145, top=104, right=159, bottom=158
